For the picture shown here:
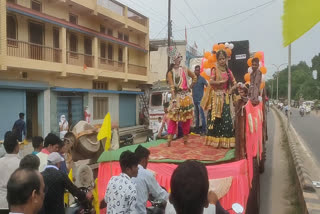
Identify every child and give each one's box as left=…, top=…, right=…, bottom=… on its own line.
left=31, top=136, right=44, bottom=155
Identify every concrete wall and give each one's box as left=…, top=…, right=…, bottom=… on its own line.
left=150, top=44, right=187, bottom=83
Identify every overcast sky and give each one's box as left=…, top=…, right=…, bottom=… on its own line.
left=117, top=0, right=320, bottom=79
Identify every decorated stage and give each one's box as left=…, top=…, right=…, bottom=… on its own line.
left=97, top=135, right=250, bottom=213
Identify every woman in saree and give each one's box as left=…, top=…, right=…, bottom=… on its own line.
left=166, top=52, right=197, bottom=147
left=201, top=49, right=238, bottom=148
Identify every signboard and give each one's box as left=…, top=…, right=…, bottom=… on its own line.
left=235, top=54, right=247, bottom=60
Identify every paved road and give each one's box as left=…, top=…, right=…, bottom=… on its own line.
left=288, top=108, right=320, bottom=165
left=260, top=110, right=275, bottom=214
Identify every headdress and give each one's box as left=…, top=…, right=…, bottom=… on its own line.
left=167, top=46, right=182, bottom=63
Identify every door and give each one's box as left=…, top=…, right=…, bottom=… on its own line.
left=0, top=89, right=26, bottom=140
left=29, top=22, right=44, bottom=60
left=57, top=95, right=83, bottom=130
left=84, top=37, right=92, bottom=67
left=26, top=92, right=38, bottom=139
left=119, top=94, right=136, bottom=128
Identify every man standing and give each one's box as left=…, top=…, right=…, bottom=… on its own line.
left=248, top=58, right=262, bottom=106
left=0, top=131, right=20, bottom=210
left=12, top=113, right=26, bottom=142
left=192, top=65, right=208, bottom=134
left=132, top=145, right=168, bottom=214
left=7, top=168, right=45, bottom=214
left=37, top=133, right=62, bottom=172
left=40, top=152, right=91, bottom=214
left=104, top=151, right=139, bottom=214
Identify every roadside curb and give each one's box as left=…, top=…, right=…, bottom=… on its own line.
left=273, top=107, right=320, bottom=213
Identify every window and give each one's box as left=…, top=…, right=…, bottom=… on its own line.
left=100, top=25, right=106, bottom=34
left=118, top=32, right=123, bottom=40
left=108, top=44, right=113, bottom=60
left=31, top=0, right=41, bottom=11
left=100, top=43, right=106, bottom=59
left=93, top=97, right=108, bottom=120
left=7, top=15, right=17, bottom=40
left=151, top=93, right=162, bottom=106
left=107, top=29, right=113, bottom=36
left=69, top=13, right=78, bottom=25
left=118, top=47, right=123, bottom=62
left=124, top=34, right=129, bottom=42
left=69, top=33, right=78, bottom=52
left=93, top=81, right=108, bottom=90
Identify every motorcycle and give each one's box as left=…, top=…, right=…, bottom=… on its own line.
left=146, top=199, right=167, bottom=214
left=65, top=187, right=95, bottom=214
left=300, top=109, right=305, bottom=117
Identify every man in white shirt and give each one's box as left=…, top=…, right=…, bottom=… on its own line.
left=132, top=145, right=168, bottom=214
left=104, top=151, right=139, bottom=214
left=7, top=168, right=45, bottom=214
left=37, top=133, right=62, bottom=172
left=0, top=131, right=21, bottom=210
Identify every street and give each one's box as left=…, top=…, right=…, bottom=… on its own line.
left=260, top=109, right=302, bottom=214
left=289, top=108, right=320, bottom=166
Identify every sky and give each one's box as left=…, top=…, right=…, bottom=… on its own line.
left=117, top=0, right=320, bottom=80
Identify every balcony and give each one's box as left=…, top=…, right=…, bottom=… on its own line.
left=7, top=39, right=62, bottom=63
left=67, top=51, right=94, bottom=68
left=128, top=64, right=147, bottom=76
left=98, top=58, right=124, bottom=72
left=97, top=0, right=124, bottom=16
left=127, top=9, right=147, bottom=27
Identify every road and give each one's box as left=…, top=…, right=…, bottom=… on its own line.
left=289, top=108, right=320, bottom=165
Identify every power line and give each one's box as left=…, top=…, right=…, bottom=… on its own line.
left=151, top=24, right=168, bottom=39
left=174, top=0, right=274, bottom=32
left=183, top=0, right=214, bottom=43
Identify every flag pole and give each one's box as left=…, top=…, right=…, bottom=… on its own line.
left=287, top=44, right=292, bottom=130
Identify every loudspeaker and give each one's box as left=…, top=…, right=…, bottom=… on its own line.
left=220, top=40, right=250, bottom=83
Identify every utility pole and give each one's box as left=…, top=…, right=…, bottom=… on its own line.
left=167, top=0, right=171, bottom=69
left=272, top=63, right=288, bottom=101
left=288, top=44, right=292, bottom=129
left=271, top=78, right=274, bottom=100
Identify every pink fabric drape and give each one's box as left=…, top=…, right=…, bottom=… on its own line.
left=98, top=160, right=249, bottom=214
left=245, top=101, right=263, bottom=185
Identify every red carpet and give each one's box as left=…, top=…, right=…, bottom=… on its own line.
left=149, top=135, right=230, bottom=161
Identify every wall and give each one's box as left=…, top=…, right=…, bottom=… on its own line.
left=88, top=93, right=119, bottom=125
left=150, top=44, right=187, bottom=83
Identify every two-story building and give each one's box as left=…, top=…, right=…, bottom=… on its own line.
left=0, top=0, right=150, bottom=139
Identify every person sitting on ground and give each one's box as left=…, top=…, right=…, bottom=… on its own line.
left=37, top=133, right=62, bottom=172
left=132, top=145, right=168, bottom=214
left=40, top=152, right=92, bottom=214
left=0, top=131, right=21, bottom=210
left=157, top=102, right=170, bottom=140
left=20, top=154, right=40, bottom=170
left=7, top=168, right=45, bottom=214
left=104, top=150, right=139, bottom=213
left=31, top=136, right=44, bottom=155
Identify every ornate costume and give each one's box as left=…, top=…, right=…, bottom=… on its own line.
left=201, top=65, right=237, bottom=148
left=166, top=49, right=197, bottom=145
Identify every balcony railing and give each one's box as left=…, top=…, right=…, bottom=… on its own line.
left=7, top=39, right=62, bottom=63
left=128, top=9, right=147, bottom=26
left=97, top=0, right=124, bottom=16
left=128, top=64, right=147, bottom=76
left=67, top=51, right=94, bottom=68
left=98, top=58, right=124, bottom=72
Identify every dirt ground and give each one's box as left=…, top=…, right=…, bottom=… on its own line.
left=260, top=109, right=302, bottom=214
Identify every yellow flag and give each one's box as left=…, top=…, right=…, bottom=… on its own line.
left=282, top=0, right=320, bottom=47
left=68, top=168, right=73, bottom=182
left=92, top=179, right=100, bottom=214
left=97, top=112, right=111, bottom=151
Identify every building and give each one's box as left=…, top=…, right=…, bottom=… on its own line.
left=0, top=0, right=150, bottom=140
left=149, top=39, right=199, bottom=83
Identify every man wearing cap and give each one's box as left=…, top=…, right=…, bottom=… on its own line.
left=40, top=152, right=92, bottom=214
